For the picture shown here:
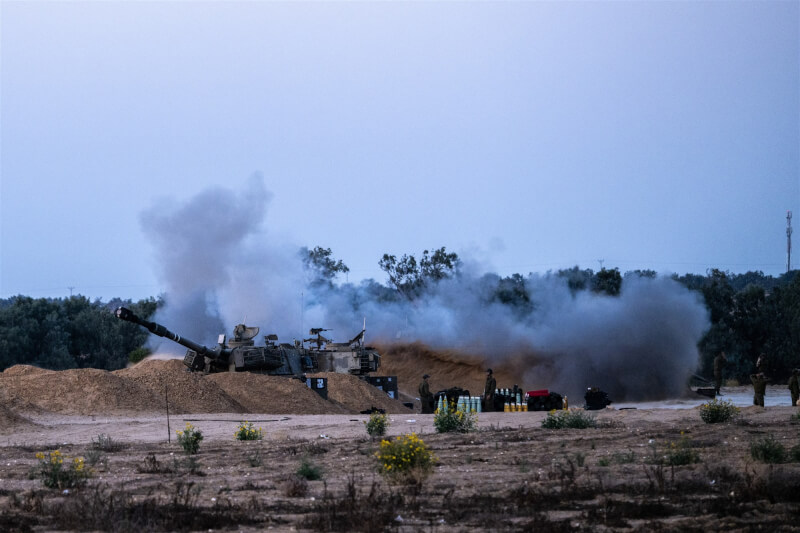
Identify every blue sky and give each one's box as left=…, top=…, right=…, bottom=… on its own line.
left=1, top=0, right=798, bottom=301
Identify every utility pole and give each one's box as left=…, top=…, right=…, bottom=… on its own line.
left=788, top=211, right=793, bottom=273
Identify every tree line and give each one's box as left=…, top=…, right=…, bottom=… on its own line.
left=2, top=245, right=799, bottom=386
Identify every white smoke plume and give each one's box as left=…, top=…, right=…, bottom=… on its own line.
left=140, top=175, right=305, bottom=352
left=141, top=178, right=710, bottom=400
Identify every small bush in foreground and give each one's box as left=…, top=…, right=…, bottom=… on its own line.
left=375, top=433, right=437, bottom=481
left=364, top=412, right=389, bottom=438
left=137, top=453, right=174, bottom=474
left=541, top=409, right=597, bottom=429
left=284, top=474, right=309, bottom=497
left=296, top=458, right=323, bottom=480
left=699, top=399, right=740, bottom=424
left=31, top=450, right=91, bottom=489
left=176, top=422, right=203, bottom=455
left=91, top=433, right=126, bottom=452
left=234, top=421, right=263, bottom=441
left=665, top=435, right=701, bottom=466
left=751, top=435, right=786, bottom=464
left=434, top=404, right=477, bottom=433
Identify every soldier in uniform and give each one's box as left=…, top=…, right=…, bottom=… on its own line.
left=788, top=369, right=800, bottom=407
left=751, top=372, right=768, bottom=407
left=713, top=351, right=727, bottom=395
left=484, top=368, right=497, bottom=412
left=418, top=374, right=434, bottom=414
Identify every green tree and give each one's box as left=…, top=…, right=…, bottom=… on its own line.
left=419, top=247, right=461, bottom=282
left=300, top=246, right=350, bottom=288
left=379, top=247, right=460, bottom=300
left=593, top=267, right=622, bottom=296
left=697, top=270, right=737, bottom=379
left=492, top=273, right=533, bottom=316
left=379, top=253, right=422, bottom=299
left=557, top=266, right=594, bottom=293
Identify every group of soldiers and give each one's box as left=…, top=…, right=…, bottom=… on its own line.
left=714, top=350, right=800, bottom=407
left=417, top=368, right=499, bottom=414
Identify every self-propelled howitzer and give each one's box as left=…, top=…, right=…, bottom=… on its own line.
left=114, top=307, right=316, bottom=376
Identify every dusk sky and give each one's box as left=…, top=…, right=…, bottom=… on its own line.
left=1, top=1, right=798, bottom=302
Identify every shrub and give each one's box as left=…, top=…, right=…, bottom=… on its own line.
left=137, top=453, right=174, bottom=474
left=128, top=347, right=150, bottom=364
left=364, top=413, right=389, bottom=438
left=699, top=399, right=740, bottom=424
left=84, top=449, right=107, bottom=471
left=665, top=436, right=700, bottom=466
left=541, top=409, right=597, bottom=429
left=612, top=449, right=636, bottom=464
left=31, top=450, right=91, bottom=489
left=91, top=433, right=126, bottom=452
left=790, top=444, right=800, bottom=462
left=375, top=433, right=437, bottom=481
left=234, top=421, right=263, bottom=441
left=176, top=422, right=203, bottom=455
left=751, top=435, right=786, bottom=464
left=296, top=458, right=323, bottom=480
left=247, top=449, right=263, bottom=467
left=434, top=403, right=477, bottom=433
left=284, top=474, right=309, bottom=497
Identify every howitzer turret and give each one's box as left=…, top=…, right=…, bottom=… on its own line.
left=114, top=307, right=315, bottom=375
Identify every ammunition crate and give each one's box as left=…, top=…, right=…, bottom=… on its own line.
left=365, top=376, right=399, bottom=400
left=305, top=377, right=328, bottom=400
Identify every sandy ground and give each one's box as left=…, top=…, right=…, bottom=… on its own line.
left=0, top=407, right=723, bottom=446
left=3, top=355, right=800, bottom=532
left=3, top=401, right=800, bottom=532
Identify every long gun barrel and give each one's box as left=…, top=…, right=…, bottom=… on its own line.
left=114, top=307, right=220, bottom=358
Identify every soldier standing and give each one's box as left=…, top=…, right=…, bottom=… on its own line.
left=788, top=369, right=800, bottom=407
left=418, top=374, right=434, bottom=414
left=484, top=368, right=497, bottom=412
left=751, top=372, right=768, bottom=407
left=713, top=351, right=727, bottom=395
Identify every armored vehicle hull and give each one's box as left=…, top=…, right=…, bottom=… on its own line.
left=115, top=307, right=380, bottom=377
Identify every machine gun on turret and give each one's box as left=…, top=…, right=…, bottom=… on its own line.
left=304, top=328, right=332, bottom=350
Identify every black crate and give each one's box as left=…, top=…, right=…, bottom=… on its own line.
left=306, top=377, right=328, bottom=400
left=527, top=392, right=563, bottom=411
left=366, top=376, right=399, bottom=400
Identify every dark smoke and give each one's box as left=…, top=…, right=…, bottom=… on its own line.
left=141, top=178, right=710, bottom=400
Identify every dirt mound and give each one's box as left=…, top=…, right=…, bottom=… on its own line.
left=375, top=342, right=519, bottom=398
left=0, top=405, right=36, bottom=431
left=114, top=359, right=246, bottom=414
left=3, top=364, right=55, bottom=377
left=207, top=373, right=349, bottom=414
left=0, top=385, right=38, bottom=430
left=309, top=372, right=413, bottom=414
left=1, top=367, right=165, bottom=415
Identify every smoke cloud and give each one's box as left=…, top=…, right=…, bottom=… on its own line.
left=141, top=178, right=710, bottom=401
